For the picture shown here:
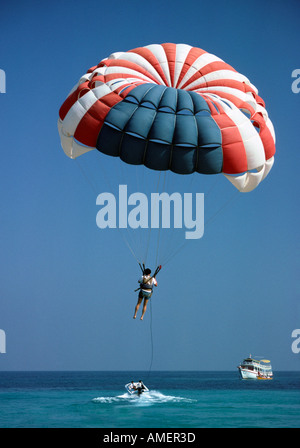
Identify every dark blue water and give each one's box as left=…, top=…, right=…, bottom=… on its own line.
left=0, top=371, right=299, bottom=428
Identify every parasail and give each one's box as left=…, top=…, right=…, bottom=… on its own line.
left=58, top=43, right=275, bottom=193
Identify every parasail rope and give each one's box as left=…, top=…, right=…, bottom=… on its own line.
left=162, top=188, right=240, bottom=267
left=204, top=189, right=240, bottom=228
left=74, top=158, right=98, bottom=195
left=147, top=197, right=165, bottom=378
left=143, top=170, right=161, bottom=265
left=74, top=157, right=142, bottom=265
left=154, top=171, right=166, bottom=267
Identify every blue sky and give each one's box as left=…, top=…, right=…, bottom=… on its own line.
left=0, top=0, right=299, bottom=371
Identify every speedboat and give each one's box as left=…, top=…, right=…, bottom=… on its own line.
left=238, top=354, right=273, bottom=380
left=125, top=381, right=149, bottom=395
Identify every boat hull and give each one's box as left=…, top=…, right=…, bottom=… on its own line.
left=239, top=368, right=258, bottom=380
left=238, top=368, right=273, bottom=380
left=125, top=382, right=149, bottom=394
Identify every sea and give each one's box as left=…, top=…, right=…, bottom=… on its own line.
left=0, top=371, right=299, bottom=430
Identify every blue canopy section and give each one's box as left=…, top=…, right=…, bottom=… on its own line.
left=96, top=83, right=223, bottom=174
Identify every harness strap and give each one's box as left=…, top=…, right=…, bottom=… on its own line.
left=140, top=282, right=153, bottom=291
left=134, top=265, right=162, bottom=292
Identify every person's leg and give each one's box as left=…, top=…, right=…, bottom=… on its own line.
left=133, top=294, right=143, bottom=319
left=140, top=298, right=149, bottom=320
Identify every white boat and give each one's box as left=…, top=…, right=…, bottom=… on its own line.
left=125, top=381, right=149, bottom=395
left=238, top=355, right=273, bottom=380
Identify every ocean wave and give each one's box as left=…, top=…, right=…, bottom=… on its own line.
left=92, top=390, right=195, bottom=406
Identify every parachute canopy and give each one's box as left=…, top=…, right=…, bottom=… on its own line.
left=58, top=43, right=275, bottom=192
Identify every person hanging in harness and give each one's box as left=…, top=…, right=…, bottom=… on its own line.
left=133, top=268, right=158, bottom=321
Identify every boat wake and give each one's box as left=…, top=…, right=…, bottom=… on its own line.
left=92, top=390, right=195, bottom=406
